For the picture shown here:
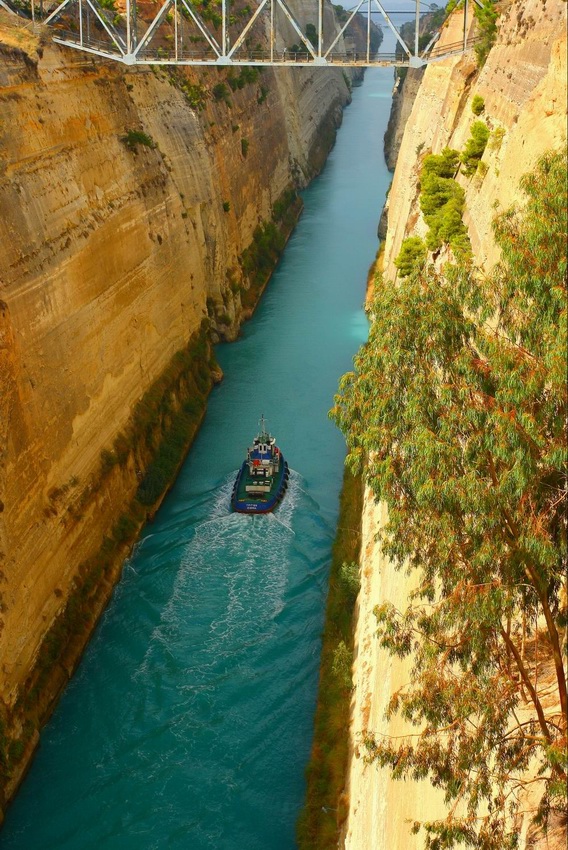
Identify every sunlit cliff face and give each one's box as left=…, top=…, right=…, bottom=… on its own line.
left=381, top=0, right=567, bottom=284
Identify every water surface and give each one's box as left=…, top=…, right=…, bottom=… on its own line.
left=2, top=66, right=394, bottom=850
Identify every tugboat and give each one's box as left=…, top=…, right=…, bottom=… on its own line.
left=231, top=416, right=289, bottom=514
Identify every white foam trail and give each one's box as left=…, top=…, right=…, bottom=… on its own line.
left=267, top=512, right=295, bottom=535
left=134, top=475, right=305, bottom=680
left=208, top=474, right=237, bottom=518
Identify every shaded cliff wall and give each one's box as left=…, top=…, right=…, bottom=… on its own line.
left=0, top=5, right=353, bottom=811
left=344, top=1, right=567, bottom=848
left=383, top=67, right=423, bottom=171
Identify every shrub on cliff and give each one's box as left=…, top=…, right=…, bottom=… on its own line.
left=305, top=23, right=318, bottom=48
left=121, top=129, right=157, bottom=152
left=395, top=236, right=427, bottom=278
left=136, top=403, right=204, bottom=506
left=419, top=150, right=468, bottom=253
left=212, top=82, right=230, bottom=105
left=272, top=187, right=298, bottom=223
left=227, top=67, right=260, bottom=91
left=471, top=94, right=485, bottom=115
left=331, top=151, right=568, bottom=849
left=240, top=221, right=285, bottom=285
left=421, top=147, right=460, bottom=179
left=460, top=120, right=490, bottom=175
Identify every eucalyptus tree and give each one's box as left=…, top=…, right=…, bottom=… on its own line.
left=331, top=151, right=567, bottom=848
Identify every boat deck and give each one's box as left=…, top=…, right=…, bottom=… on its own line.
left=231, top=458, right=289, bottom=513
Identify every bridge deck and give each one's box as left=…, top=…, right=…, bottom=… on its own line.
left=49, top=35, right=477, bottom=67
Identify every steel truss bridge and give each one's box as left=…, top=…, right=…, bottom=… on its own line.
left=0, top=0, right=480, bottom=67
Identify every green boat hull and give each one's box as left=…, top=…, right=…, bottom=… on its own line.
left=231, top=456, right=289, bottom=513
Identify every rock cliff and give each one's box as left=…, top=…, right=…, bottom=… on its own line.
left=381, top=0, right=566, bottom=282
left=0, top=5, right=353, bottom=815
left=344, top=1, right=567, bottom=848
left=383, top=66, right=423, bottom=171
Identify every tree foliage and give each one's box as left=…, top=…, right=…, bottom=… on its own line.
left=305, top=23, right=318, bottom=48
left=395, top=236, right=428, bottom=278
left=471, top=95, right=485, bottom=116
left=331, top=151, right=567, bottom=848
left=419, top=149, right=469, bottom=254
left=460, top=121, right=490, bottom=176
left=473, top=0, right=498, bottom=67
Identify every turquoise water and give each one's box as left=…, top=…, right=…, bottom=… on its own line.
left=2, top=67, right=393, bottom=849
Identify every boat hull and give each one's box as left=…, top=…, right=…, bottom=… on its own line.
left=231, top=457, right=290, bottom=514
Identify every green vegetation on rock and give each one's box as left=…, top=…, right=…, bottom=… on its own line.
left=120, top=129, right=157, bottom=151
left=460, top=120, right=490, bottom=175
left=226, top=66, right=260, bottom=91
left=395, top=236, right=427, bottom=278
left=474, top=0, right=498, bottom=67
left=305, top=23, right=318, bottom=48
left=331, top=152, right=568, bottom=849
left=419, top=148, right=469, bottom=253
left=165, top=69, right=207, bottom=110
left=212, top=82, right=231, bottom=105
left=238, top=187, right=302, bottom=310
left=471, top=94, right=485, bottom=115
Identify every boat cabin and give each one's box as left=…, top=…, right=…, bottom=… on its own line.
left=244, top=419, right=281, bottom=493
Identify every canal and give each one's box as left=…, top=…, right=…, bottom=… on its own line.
left=2, top=65, right=394, bottom=849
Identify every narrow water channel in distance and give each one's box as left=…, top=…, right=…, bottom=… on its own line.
left=3, top=66, right=394, bottom=850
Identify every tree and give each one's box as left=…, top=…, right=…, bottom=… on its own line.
left=460, top=121, right=490, bottom=176
left=419, top=153, right=468, bottom=252
left=305, top=23, right=318, bottom=48
left=331, top=151, right=567, bottom=848
left=395, top=237, right=427, bottom=278
left=474, top=0, right=498, bottom=67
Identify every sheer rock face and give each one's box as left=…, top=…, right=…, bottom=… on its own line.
left=381, top=0, right=567, bottom=283
left=345, top=2, right=567, bottom=849
left=0, top=17, right=350, bottom=716
left=383, top=67, right=424, bottom=172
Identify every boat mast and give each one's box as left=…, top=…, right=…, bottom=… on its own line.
left=259, top=413, right=268, bottom=440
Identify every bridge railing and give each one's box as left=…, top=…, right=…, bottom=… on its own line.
left=126, top=45, right=406, bottom=64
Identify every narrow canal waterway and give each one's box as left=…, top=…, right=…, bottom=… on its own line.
left=3, top=66, right=394, bottom=850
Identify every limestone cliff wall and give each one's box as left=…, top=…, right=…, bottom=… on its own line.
left=0, top=5, right=353, bottom=811
left=382, top=0, right=567, bottom=281
left=345, top=2, right=567, bottom=848
left=383, top=67, right=424, bottom=171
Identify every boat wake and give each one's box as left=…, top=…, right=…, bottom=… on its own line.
left=132, top=467, right=334, bottom=705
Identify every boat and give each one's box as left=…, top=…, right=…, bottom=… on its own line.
left=231, top=416, right=290, bottom=514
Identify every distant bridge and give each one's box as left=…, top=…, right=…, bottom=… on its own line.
left=0, top=0, right=480, bottom=67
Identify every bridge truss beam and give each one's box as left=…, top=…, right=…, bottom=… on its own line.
left=2, top=0, right=480, bottom=67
